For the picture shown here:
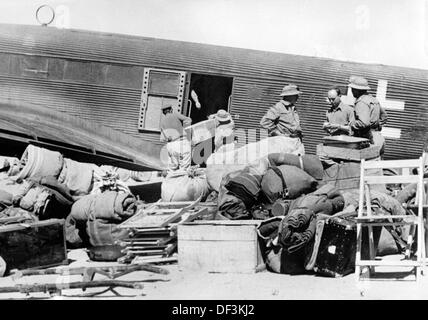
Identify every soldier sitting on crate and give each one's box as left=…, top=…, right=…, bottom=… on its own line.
left=260, top=84, right=303, bottom=142
left=208, top=109, right=236, bottom=152
left=348, top=76, right=388, bottom=157
left=322, top=87, right=355, bottom=136
left=160, top=104, right=192, bottom=172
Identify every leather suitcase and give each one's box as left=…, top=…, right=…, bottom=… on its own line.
left=0, top=218, right=67, bottom=275
left=312, top=217, right=356, bottom=277
left=310, top=216, right=382, bottom=277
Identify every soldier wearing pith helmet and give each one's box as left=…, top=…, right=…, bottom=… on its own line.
left=348, top=76, right=388, bottom=156
left=260, top=83, right=303, bottom=142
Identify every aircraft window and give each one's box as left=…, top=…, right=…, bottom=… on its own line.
left=105, top=65, right=143, bottom=89
left=64, top=60, right=91, bottom=82
left=138, top=68, right=186, bottom=132
left=0, top=54, right=10, bottom=75
left=90, top=62, right=106, bottom=85
left=148, top=71, right=180, bottom=96
left=22, top=56, right=48, bottom=79
left=47, top=58, right=65, bottom=80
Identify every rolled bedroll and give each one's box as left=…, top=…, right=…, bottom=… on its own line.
left=16, top=144, right=64, bottom=180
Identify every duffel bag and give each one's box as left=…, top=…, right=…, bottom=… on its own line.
left=261, top=165, right=318, bottom=203
left=224, top=171, right=262, bottom=208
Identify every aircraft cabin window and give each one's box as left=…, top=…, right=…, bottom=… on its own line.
left=138, top=68, right=186, bottom=132
left=21, top=56, right=48, bottom=79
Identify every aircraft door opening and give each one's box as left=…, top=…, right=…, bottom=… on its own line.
left=186, top=73, right=233, bottom=124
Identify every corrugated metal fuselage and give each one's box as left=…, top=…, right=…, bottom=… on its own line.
left=0, top=23, right=427, bottom=161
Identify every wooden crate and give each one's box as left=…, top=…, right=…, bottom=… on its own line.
left=317, top=143, right=380, bottom=161
left=0, top=219, right=67, bottom=274
left=178, top=220, right=263, bottom=273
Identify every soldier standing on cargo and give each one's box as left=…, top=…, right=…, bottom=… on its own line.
left=348, top=76, right=388, bottom=156
left=322, top=87, right=355, bottom=136
left=160, top=104, right=193, bottom=171
left=260, top=84, right=303, bottom=141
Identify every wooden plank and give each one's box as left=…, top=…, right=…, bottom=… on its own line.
left=356, top=222, right=418, bottom=227
left=119, top=201, right=199, bottom=229
left=182, top=220, right=262, bottom=226
left=356, top=215, right=416, bottom=220
left=178, top=224, right=257, bottom=241
left=316, top=144, right=380, bottom=161
left=363, top=159, right=421, bottom=169
left=178, top=240, right=260, bottom=273
left=0, top=218, right=65, bottom=232
left=365, top=175, right=419, bottom=184
left=357, top=260, right=421, bottom=267
left=132, top=256, right=178, bottom=264
left=154, top=202, right=194, bottom=208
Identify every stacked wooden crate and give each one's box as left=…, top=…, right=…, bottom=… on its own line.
left=318, top=135, right=383, bottom=191
left=117, top=200, right=215, bottom=264
left=317, top=135, right=380, bottom=161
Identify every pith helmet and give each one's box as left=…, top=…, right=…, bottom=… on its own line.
left=348, top=76, right=371, bottom=90
left=215, top=109, right=232, bottom=123
left=279, top=84, right=301, bottom=96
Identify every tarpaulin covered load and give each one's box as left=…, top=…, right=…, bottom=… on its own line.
left=66, top=191, right=137, bottom=247
left=161, top=168, right=210, bottom=202
left=58, top=158, right=97, bottom=197
left=267, top=153, right=323, bottom=181
left=278, top=185, right=345, bottom=253
left=15, top=145, right=64, bottom=181
left=4, top=176, right=74, bottom=220
left=206, top=136, right=305, bottom=192
left=261, top=165, right=318, bottom=203
left=217, top=167, right=263, bottom=220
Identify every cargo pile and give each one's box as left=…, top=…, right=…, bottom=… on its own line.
left=0, top=144, right=163, bottom=275
left=0, top=134, right=426, bottom=292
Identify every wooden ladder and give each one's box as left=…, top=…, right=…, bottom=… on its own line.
left=355, top=154, right=427, bottom=281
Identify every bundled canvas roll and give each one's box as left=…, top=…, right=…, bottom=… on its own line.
left=161, top=168, right=209, bottom=202
left=67, top=191, right=137, bottom=246
left=58, top=158, right=97, bottom=196
left=268, top=153, right=324, bottom=181
left=206, top=136, right=305, bottom=192
left=15, top=145, right=63, bottom=180
left=261, top=165, right=318, bottom=203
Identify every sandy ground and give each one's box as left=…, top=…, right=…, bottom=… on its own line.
left=1, top=249, right=428, bottom=300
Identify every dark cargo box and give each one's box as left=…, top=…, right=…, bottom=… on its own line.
left=313, top=217, right=357, bottom=277
left=0, top=218, right=67, bottom=275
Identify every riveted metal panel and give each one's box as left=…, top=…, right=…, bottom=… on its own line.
left=0, top=24, right=427, bottom=160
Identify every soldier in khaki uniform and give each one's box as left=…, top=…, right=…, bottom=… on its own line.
left=323, top=87, right=355, bottom=136
left=348, top=76, right=388, bottom=156
left=160, top=104, right=192, bottom=171
left=260, top=84, right=303, bottom=141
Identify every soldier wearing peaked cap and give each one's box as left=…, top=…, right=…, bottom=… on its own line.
left=348, top=76, right=388, bottom=156
left=260, top=84, right=303, bottom=141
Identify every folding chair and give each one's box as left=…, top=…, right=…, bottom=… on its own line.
left=355, top=153, right=427, bottom=281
